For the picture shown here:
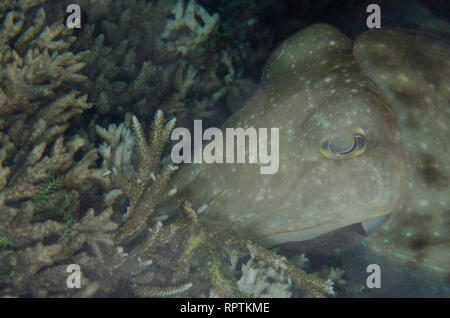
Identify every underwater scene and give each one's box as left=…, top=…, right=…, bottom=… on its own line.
left=0, top=0, right=448, bottom=298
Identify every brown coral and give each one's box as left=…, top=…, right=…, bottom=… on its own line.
left=0, top=0, right=114, bottom=296
left=96, top=110, right=177, bottom=244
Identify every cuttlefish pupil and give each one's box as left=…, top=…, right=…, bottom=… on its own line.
left=320, top=128, right=367, bottom=159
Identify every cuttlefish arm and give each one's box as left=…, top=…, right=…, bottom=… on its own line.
left=351, top=29, right=450, bottom=280
left=161, top=24, right=406, bottom=247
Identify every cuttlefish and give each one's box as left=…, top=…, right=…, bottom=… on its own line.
left=159, top=24, right=449, bottom=288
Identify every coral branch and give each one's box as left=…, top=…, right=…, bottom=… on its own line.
left=97, top=111, right=177, bottom=244
left=247, top=242, right=335, bottom=297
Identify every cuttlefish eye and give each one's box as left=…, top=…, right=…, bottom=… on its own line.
left=320, top=128, right=367, bottom=159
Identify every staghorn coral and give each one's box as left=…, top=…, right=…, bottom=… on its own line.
left=175, top=201, right=335, bottom=298
left=0, top=2, right=87, bottom=117
left=0, top=0, right=116, bottom=296
left=94, top=111, right=195, bottom=296
left=96, top=110, right=177, bottom=244
left=0, top=0, right=250, bottom=297
left=161, top=0, right=220, bottom=56
left=134, top=282, right=193, bottom=297
left=1, top=206, right=117, bottom=297
left=246, top=242, right=335, bottom=298
left=62, top=0, right=242, bottom=128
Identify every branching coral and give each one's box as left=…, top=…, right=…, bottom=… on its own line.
left=0, top=0, right=247, bottom=294
left=246, top=242, right=335, bottom=298
left=0, top=0, right=115, bottom=296
left=63, top=0, right=233, bottom=124
left=0, top=1, right=87, bottom=117
left=237, top=257, right=292, bottom=298
left=95, top=111, right=196, bottom=296
left=96, top=110, right=177, bottom=244
left=161, top=0, right=220, bottom=56
left=173, top=201, right=335, bottom=298
left=95, top=114, right=239, bottom=297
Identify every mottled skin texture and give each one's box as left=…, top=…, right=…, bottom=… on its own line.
left=161, top=24, right=449, bottom=282
left=352, top=28, right=450, bottom=279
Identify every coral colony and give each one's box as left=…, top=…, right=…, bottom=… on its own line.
left=0, top=0, right=448, bottom=298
